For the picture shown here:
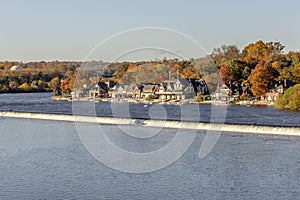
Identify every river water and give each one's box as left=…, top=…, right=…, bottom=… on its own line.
left=0, top=93, right=300, bottom=199
left=0, top=92, right=299, bottom=126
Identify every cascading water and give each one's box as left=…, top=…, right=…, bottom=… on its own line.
left=1, top=111, right=299, bottom=136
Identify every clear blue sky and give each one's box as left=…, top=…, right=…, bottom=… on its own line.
left=0, top=0, right=299, bottom=61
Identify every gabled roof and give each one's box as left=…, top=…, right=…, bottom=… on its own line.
left=94, top=82, right=108, bottom=92
left=126, top=84, right=138, bottom=93
left=184, top=84, right=194, bottom=92
left=111, top=84, right=125, bottom=92
left=220, top=84, right=230, bottom=90
left=176, top=78, right=189, bottom=86
left=143, top=84, right=156, bottom=93
left=166, top=82, right=174, bottom=91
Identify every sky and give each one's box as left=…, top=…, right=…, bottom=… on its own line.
left=0, top=0, right=299, bottom=62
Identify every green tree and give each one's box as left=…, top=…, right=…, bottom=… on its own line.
left=227, top=59, right=249, bottom=84
left=279, top=63, right=300, bottom=84
left=275, top=84, right=300, bottom=110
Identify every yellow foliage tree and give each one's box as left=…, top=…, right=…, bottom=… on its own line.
left=19, top=83, right=31, bottom=92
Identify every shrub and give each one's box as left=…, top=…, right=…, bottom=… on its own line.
left=240, top=92, right=249, bottom=100
left=145, top=94, right=153, bottom=101
left=19, top=83, right=31, bottom=92
left=195, top=94, right=203, bottom=103
left=275, top=84, right=300, bottom=111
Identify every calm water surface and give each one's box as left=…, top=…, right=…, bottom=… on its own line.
left=1, top=118, right=300, bottom=199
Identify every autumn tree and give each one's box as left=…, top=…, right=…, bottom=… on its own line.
left=181, top=66, right=201, bottom=79
left=220, top=65, right=230, bottom=84
left=178, top=60, right=201, bottom=79
left=211, top=45, right=240, bottom=67
left=19, top=83, right=31, bottom=92
left=48, top=77, right=61, bottom=95
left=248, top=61, right=272, bottom=97
left=61, top=77, right=75, bottom=94
left=242, top=40, right=285, bottom=66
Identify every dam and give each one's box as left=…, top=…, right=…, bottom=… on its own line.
left=1, top=111, right=299, bottom=137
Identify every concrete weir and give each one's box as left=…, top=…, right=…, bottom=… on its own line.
left=1, top=111, right=300, bottom=136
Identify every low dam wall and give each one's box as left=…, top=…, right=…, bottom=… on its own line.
left=1, top=111, right=299, bottom=136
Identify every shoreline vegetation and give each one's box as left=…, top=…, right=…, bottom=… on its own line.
left=1, top=40, right=300, bottom=110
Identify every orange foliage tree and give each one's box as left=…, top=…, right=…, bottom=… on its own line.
left=61, top=77, right=75, bottom=94
left=220, top=65, right=230, bottom=84
left=48, top=77, right=61, bottom=95
left=248, top=61, right=272, bottom=97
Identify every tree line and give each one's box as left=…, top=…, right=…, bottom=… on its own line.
left=0, top=61, right=79, bottom=93
left=1, top=40, right=299, bottom=101
left=211, top=40, right=300, bottom=97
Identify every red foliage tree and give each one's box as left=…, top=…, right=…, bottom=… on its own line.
left=220, top=65, right=230, bottom=84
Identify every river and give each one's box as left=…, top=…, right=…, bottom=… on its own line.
left=0, top=92, right=299, bottom=126
left=0, top=93, right=300, bottom=199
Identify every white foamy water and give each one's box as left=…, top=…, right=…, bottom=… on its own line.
left=1, top=111, right=300, bottom=136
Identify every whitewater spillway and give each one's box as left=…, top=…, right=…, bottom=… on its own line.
left=1, top=111, right=300, bottom=136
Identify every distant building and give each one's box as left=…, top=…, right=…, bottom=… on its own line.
left=96, top=70, right=210, bottom=101
left=140, top=84, right=159, bottom=99
left=89, top=82, right=108, bottom=99
left=10, top=65, right=23, bottom=70
left=211, top=84, right=231, bottom=101
left=155, top=78, right=199, bottom=100
left=263, top=80, right=296, bottom=101
left=109, top=83, right=140, bottom=99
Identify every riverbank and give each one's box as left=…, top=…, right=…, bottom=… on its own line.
left=52, top=95, right=199, bottom=104
left=52, top=95, right=277, bottom=107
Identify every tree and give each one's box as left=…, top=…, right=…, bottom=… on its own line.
left=48, top=77, right=61, bottom=95
left=279, top=63, right=300, bottom=84
left=242, top=40, right=285, bottom=66
left=227, top=59, right=249, bottom=84
left=220, top=65, right=230, bottom=84
left=181, top=66, right=201, bottom=79
left=9, top=81, right=19, bottom=91
left=248, top=61, right=272, bottom=97
left=211, top=45, right=240, bottom=67
left=61, top=77, right=75, bottom=94
left=194, top=93, right=203, bottom=103
left=19, top=83, right=31, bottom=92
left=276, top=84, right=300, bottom=110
